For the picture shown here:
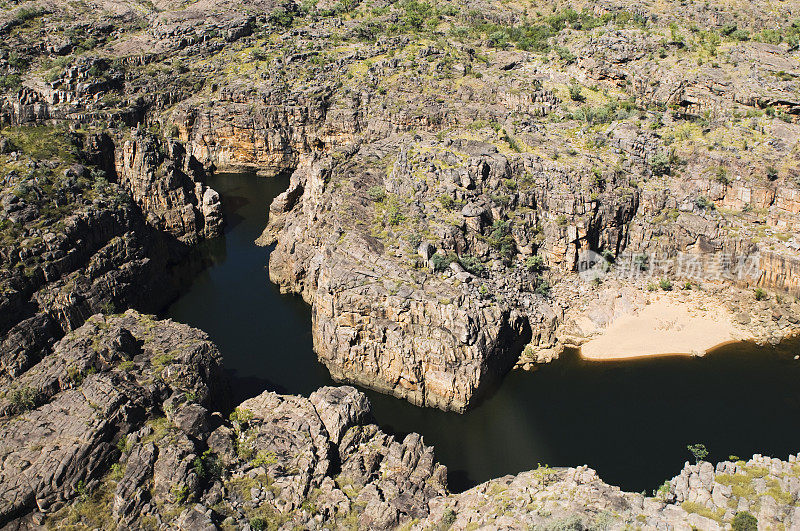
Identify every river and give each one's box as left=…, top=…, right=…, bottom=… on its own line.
left=166, top=171, right=800, bottom=494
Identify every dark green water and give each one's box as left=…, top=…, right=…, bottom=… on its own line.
left=167, top=172, right=800, bottom=494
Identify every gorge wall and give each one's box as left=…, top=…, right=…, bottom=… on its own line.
left=2, top=312, right=799, bottom=530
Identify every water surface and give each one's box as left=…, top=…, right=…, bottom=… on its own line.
left=167, top=172, right=800, bottom=494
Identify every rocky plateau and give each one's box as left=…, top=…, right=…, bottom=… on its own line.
left=0, top=0, right=799, bottom=528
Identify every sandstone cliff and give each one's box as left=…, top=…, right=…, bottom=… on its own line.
left=2, top=313, right=798, bottom=530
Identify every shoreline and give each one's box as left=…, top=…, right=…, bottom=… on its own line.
left=577, top=294, right=755, bottom=361
left=579, top=339, right=743, bottom=362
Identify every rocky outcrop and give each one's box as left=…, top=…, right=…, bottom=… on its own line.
left=0, top=127, right=222, bottom=387
left=261, top=136, right=641, bottom=410
left=116, top=131, right=223, bottom=244
left=216, top=386, right=447, bottom=529
left=419, top=453, right=800, bottom=530
left=0, top=311, right=448, bottom=529
left=0, top=311, right=227, bottom=525
left=3, top=311, right=799, bottom=530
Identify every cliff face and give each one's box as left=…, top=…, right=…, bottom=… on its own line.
left=116, top=131, right=223, bottom=244
left=260, top=125, right=798, bottom=409
left=4, top=314, right=800, bottom=530
left=262, top=145, right=578, bottom=411
left=172, top=86, right=335, bottom=174
left=0, top=126, right=223, bottom=388
left=4, top=0, right=800, bottom=411
left=0, top=312, right=448, bottom=530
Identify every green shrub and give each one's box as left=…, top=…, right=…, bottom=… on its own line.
left=534, top=276, right=551, bottom=297
left=458, top=255, right=486, bottom=276
left=0, top=74, right=22, bottom=92
left=694, top=196, right=715, bottom=210
left=401, top=0, right=437, bottom=31
left=439, top=508, right=457, bottom=529
left=766, top=166, right=778, bottom=181
left=193, top=450, right=223, bottom=480
left=753, top=287, right=767, bottom=301
left=438, top=195, right=463, bottom=210
left=384, top=197, right=405, bottom=226
left=488, top=220, right=516, bottom=262
left=490, top=193, right=511, bottom=206
left=15, top=7, right=44, bottom=23
left=252, top=450, right=277, bottom=467
left=659, top=278, right=672, bottom=291
left=525, top=255, right=546, bottom=273
left=171, top=484, right=192, bottom=504
left=556, top=46, right=576, bottom=64
left=546, top=514, right=584, bottom=530
left=635, top=254, right=650, bottom=271
left=568, top=83, right=585, bottom=102
left=8, top=386, right=41, bottom=413
left=687, top=443, right=709, bottom=463
left=367, top=186, right=386, bottom=202
left=650, top=151, right=671, bottom=175
left=431, top=253, right=453, bottom=272
left=714, top=167, right=730, bottom=185
left=654, top=480, right=671, bottom=500
left=681, top=501, right=723, bottom=522
left=501, top=130, right=521, bottom=152
left=268, top=7, right=296, bottom=27
left=731, top=29, right=750, bottom=41
left=731, top=512, right=758, bottom=531
left=488, top=31, right=508, bottom=48
left=229, top=407, right=253, bottom=424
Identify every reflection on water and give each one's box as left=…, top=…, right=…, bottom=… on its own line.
left=167, top=172, right=800, bottom=494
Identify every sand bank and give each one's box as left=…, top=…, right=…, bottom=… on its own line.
left=580, top=295, right=754, bottom=361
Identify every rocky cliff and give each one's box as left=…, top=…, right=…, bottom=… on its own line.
left=0, top=0, right=799, bottom=527
left=3, top=0, right=800, bottom=413
left=2, top=313, right=798, bottom=530
left=0, top=312, right=448, bottom=530
left=0, top=125, right=222, bottom=391
left=419, top=453, right=800, bottom=530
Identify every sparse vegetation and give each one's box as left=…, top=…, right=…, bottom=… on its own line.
left=7, top=386, right=41, bottom=413
left=431, top=253, right=453, bottom=272
left=367, top=185, right=386, bottom=202
left=731, top=511, right=758, bottom=531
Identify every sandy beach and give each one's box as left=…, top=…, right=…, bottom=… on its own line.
left=580, top=295, right=755, bottom=361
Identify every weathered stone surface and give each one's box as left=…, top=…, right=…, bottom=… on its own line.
left=309, top=385, right=371, bottom=445
left=0, top=311, right=226, bottom=525
left=419, top=453, right=800, bottom=530
left=116, top=131, right=223, bottom=244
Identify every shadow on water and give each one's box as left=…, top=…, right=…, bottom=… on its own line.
left=165, top=172, right=335, bottom=405
left=166, top=172, right=800, bottom=495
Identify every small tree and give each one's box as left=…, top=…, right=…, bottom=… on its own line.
left=568, top=82, right=585, bottom=102
left=525, top=255, right=545, bottom=273
left=650, top=151, right=671, bottom=176
left=430, top=253, right=452, bottom=272
left=687, top=443, right=708, bottom=464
